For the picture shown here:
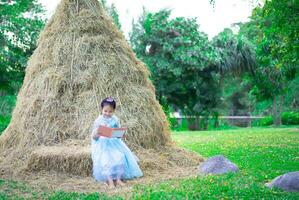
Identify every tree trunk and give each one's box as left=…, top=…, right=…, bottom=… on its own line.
left=273, top=96, right=282, bottom=126
left=213, top=112, right=219, bottom=128
left=204, top=118, right=209, bottom=130
left=195, top=116, right=200, bottom=130
left=200, top=117, right=209, bottom=130
left=248, top=103, right=252, bottom=127
left=187, top=117, right=196, bottom=130
left=278, top=95, right=283, bottom=125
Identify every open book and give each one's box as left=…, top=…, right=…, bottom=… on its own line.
left=98, top=126, right=127, bottom=138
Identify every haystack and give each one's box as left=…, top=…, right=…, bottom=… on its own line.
left=0, top=0, right=203, bottom=193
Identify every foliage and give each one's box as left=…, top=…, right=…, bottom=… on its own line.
left=0, top=0, right=45, bottom=95
left=0, top=95, right=16, bottom=116
left=257, top=116, right=273, bottom=126
left=239, top=9, right=279, bottom=101
left=284, top=75, right=299, bottom=111
left=170, top=117, right=188, bottom=131
left=212, top=28, right=256, bottom=75
left=239, top=0, right=298, bottom=71
left=130, top=9, right=220, bottom=116
left=0, top=93, right=13, bottom=133
left=260, top=0, right=299, bottom=68
left=0, top=115, right=10, bottom=133
left=281, top=112, right=299, bottom=125
left=218, top=75, right=252, bottom=117
left=0, top=1, right=44, bottom=134
left=256, top=112, right=299, bottom=126
left=100, top=0, right=121, bottom=31
left=160, top=96, right=178, bottom=130
left=252, top=99, right=272, bottom=115
left=211, top=29, right=257, bottom=118
left=238, top=0, right=299, bottom=125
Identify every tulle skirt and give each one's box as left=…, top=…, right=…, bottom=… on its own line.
left=91, top=137, right=143, bottom=182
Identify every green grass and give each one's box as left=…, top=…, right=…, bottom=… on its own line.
left=132, top=127, right=299, bottom=199
left=1, top=127, right=299, bottom=199
left=0, top=179, right=119, bottom=200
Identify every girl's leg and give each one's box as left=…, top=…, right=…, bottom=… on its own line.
left=115, top=165, right=125, bottom=186
left=116, top=177, right=125, bottom=186
left=107, top=177, right=115, bottom=188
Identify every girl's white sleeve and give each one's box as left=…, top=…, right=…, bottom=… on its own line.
left=91, top=120, right=98, bottom=139
left=91, top=116, right=103, bottom=139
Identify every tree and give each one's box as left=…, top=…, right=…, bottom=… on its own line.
left=212, top=28, right=256, bottom=76
left=211, top=28, right=256, bottom=123
left=130, top=9, right=220, bottom=128
left=260, top=0, right=299, bottom=68
left=239, top=1, right=299, bottom=126
left=0, top=0, right=45, bottom=95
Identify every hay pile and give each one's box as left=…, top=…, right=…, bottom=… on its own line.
left=0, top=0, right=203, bottom=193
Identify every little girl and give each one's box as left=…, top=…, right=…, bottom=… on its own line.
left=91, top=97, right=143, bottom=188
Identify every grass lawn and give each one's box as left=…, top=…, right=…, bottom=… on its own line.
left=1, top=127, right=299, bottom=199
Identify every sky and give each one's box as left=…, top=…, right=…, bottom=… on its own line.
left=38, top=0, right=260, bottom=39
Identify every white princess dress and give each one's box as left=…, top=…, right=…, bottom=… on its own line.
left=91, top=114, right=143, bottom=182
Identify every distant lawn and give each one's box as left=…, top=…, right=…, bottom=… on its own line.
left=1, top=127, right=299, bottom=199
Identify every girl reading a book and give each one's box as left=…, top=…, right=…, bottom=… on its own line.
left=91, top=97, right=143, bottom=188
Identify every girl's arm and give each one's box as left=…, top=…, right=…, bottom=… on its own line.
left=91, top=115, right=110, bottom=140
left=91, top=116, right=103, bottom=140
left=91, top=122, right=99, bottom=140
left=114, top=116, right=126, bottom=139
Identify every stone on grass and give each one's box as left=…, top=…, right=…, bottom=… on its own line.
left=198, top=155, right=238, bottom=175
left=265, top=171, right=299, bottom=192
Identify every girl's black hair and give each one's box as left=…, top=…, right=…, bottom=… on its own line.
left=100, top=97, right=116, bottom=109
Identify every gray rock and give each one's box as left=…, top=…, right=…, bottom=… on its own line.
left=198, top=155, right=238, bottom=175
left=265, top=171, right=299, bottom=192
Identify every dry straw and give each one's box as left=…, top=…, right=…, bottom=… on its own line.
left=0, top=0, right=203, bottom=193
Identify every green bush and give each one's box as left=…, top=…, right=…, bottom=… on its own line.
left=0, top=95, right=15, bottom=134
left=257, top=112, right=299, bottom=126
left=257, top=116, right=273, bottom=126
left=0, top=115, right=11, bottom=133
left=0, top=95, right=16, bottom=116
left=170, top=117, right=189, bottom=131
left=282, top=112, right=299, bottom=125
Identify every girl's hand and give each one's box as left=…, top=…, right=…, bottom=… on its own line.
left=93, top=134, right=99, bottom=140
left=97, top=127, right=102, bottom=135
